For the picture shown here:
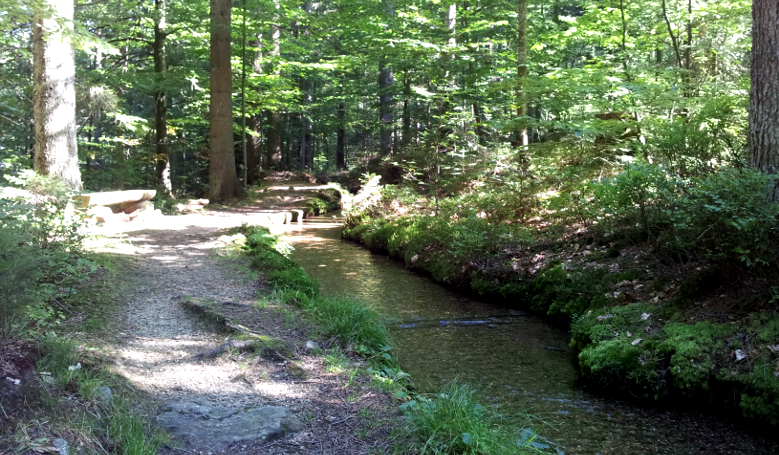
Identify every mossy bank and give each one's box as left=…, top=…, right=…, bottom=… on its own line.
left=342, top=166, right=779, bottom=428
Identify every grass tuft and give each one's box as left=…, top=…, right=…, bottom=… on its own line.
left=401, top=378, right=540, bottom=455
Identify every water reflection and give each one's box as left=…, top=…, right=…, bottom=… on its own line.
left=286, top=217, right=777, bottom=455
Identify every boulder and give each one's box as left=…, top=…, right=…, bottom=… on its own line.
left=157, top=401, right=303, bottom=452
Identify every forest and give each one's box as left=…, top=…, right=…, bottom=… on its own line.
left=2, top=0, right=779, bottom=453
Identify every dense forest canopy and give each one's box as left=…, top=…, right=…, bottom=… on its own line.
left=0, top=0, right=762, bottom=199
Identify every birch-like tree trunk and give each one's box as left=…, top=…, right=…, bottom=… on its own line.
left=749, top=0, right=779, bottom=201
left=33, top=0, right=82, bottom=190
left=209, top=0, right=244, bottom=201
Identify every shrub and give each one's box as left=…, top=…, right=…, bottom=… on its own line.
left=659, top=169, right=779, bottom=268
left=0, top=171, right=91, bottom=325
left=589, top=162, right=679, bottom=240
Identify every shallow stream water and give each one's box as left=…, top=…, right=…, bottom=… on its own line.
left=287, top=217, right=777, bottom=454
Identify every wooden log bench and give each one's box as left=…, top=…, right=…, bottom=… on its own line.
left=79, top=189, right=160, bottom=223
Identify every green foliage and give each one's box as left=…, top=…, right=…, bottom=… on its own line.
left=583, top=165, right=779, bottom=271
left=304, top=189, right=342, bottom=215
left=401, top=378, right=537, bottom=455
left=589, top=163, right=678, bottom=239
left=241, top=223, right=390, bottom=355
left=0, top=172, right=94, bottom=327
left=737, top=358, right=779, bottom=426
left=528, top=265, right=618, bottom=320
left=302, top=295, right=391, bottom=354
left=659, top=169, right=779, bottom=268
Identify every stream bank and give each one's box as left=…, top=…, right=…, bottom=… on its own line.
left=287, top=215, right=778, bottom=454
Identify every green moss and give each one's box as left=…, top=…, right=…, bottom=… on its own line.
left=528, top=265, right=611, bottom=320
left=578, top=337, right=662, bottom=399
left=738, top=359, right=779, bottom=425
left=658, top=322, right=736, bottom=394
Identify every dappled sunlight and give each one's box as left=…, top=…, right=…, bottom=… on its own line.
left=252, top=382, right=309, bottom=399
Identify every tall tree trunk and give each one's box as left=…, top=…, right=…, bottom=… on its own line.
left=266, top=111, right=282, bottom=169
left=337, top=103, right=346, bottom=169
left=514, top=0, right=528, bottom=148
left=33, top=0, right=82, bottom=190
left=209, top=0, right=244, bottom=202
left=379, top=61, right=394, bottom=156
left=377, top=1, right=395, bottom=157
left=265, top=0, right=282, bottom=169
left=240, top=0, right=249, bottom=188
left=154, top=0, right=172, bottom=197
left=402, top=75, right=411, bottom=149
left=749, top=0, right=779, bottom=201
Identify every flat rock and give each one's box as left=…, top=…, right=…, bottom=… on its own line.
left=157, top=401, right=303, bottom=452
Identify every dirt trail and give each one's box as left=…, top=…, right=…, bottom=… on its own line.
left=91, top=184, right=396, bottom=454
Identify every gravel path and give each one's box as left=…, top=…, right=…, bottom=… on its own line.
left=90, top=186, right=398, bottom=454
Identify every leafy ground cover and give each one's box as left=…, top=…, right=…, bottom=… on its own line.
left=342, top=164, right=779, bottom=427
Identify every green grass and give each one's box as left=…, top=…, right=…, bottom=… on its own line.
left=32, top=335, right=166, bottom=455
left=401, top=378, right=540, bottom=455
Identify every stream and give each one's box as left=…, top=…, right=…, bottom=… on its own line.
left=286, top=217, right=777, bottom=454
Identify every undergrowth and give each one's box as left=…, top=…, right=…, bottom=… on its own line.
left=241, top=223, right=389, bottom=353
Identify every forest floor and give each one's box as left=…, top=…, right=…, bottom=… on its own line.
left=64, top=178, right=400, bottom=454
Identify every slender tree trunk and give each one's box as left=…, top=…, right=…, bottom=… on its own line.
left=240, top=0, right=248, bottom=188
left=749, top=0, right=779, bottom=201
left=153, top=0, right=173, bottom=197
left=402, top=75, right=411, bottom=149
left=337, top=103, right=346, bottom=169
left=379, top=61, right=394, bottom=156
left=514, top=0, right=528, bottom=148
left=266, top=111, right=282, bottom=168
left=209, top=0, right=244, bottom=201
left=33, top=0, right=82, bottom=190
left=299, top=0, right=313, bottom=169
left=265, top=1, right=282, bottom=168
left=247, top=115, right=262, bottom=183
